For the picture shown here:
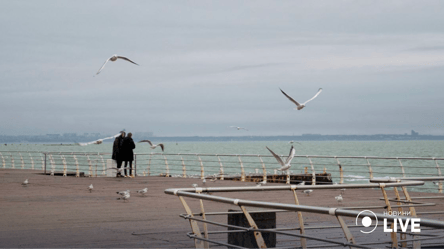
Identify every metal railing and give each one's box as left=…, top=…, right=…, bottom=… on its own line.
left=2, top=151, right=444, bottom=191
left=165, top=179, right=444, bottom=248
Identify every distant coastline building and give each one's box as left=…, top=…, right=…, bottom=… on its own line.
left=411, top=130, right=419, bottom=136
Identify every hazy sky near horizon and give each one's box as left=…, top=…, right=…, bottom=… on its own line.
left=1, top=0, right=444, bottom=136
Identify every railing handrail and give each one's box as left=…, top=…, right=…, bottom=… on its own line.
left=165, top=180, right=444, bottom=229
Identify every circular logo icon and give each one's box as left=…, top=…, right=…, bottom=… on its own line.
left=356, top=210, right=378, bottom=234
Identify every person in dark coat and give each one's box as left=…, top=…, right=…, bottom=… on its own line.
left=112, top=131, right=125, bottom=177
left=121, top=132, right=136, bottom=177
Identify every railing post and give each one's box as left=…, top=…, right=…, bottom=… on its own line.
left=198, top=156, right=205, bottom=180
left=401, top=186, right=420, bottom=249
left=0, top=152, right=5, bottom=168
left=10, top=153, right=14, bottom=169
left=100, top=155, right=106, bottom=176
left=308, top=157, right=316, bottom=185
left=73, top=155, right=79, bottom=177
left=259, top=156, right=267, bottom=183
left=41, top=154, right=45, bottom=171
left=61, top=155, right=67, bottom=177
left=19, top=153, right=24, bottom=169
left=397, top=158, right=406, bottom=178
left=292, top=187, right=306, bottom=249
left=239, top=205, right=267, bottom=248
left=335, top=157, right=343, bottom=184
left=238, top=156, right=245, bottom=182
left=147, top=153, right=152, bottom=176
left=217, top=155, right=224, bottom=180
left=164, top=155, right=170, bottom=177
left=178, top=196, right=205, bottom=248
left=393, top=186, right=407, bottom=248
left=29, top=153, right=34, bottom=170
left=49, top=154, right=55, bottom=176
left=434, top=158, right=443, bottom=193
left=134, top=154, right=137, bottom=177
left=181, top=156, right=187, bottom=178
left=336, top=216, right=356, bottom=247
left=366, top=158, right=373, bottom=180
left=86, top=155, right=92, bottom=177
left=380, top=184, right=398, bottom=248
left=199, top=197, right=209, bottom=248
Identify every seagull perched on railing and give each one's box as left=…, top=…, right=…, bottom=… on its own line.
left=138, top=140, right=164, bottom=152
left=88, top=184, right=93, bottom=193
left=229, top=126, right=248, bottom=131
left=298, top=181, right=305, bottom=186
left=96, top=54, right=139, bottom=75
left=22, top=179, right=28, bottom=186
left=266, top=146, right=296, bottom=173
left=280, top=88, right=322, bottom=110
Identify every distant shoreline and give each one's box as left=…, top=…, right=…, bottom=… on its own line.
left=2, top=134, right=444, bottom=143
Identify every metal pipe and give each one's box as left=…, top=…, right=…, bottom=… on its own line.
left=167, top=191, right=444, bottom=229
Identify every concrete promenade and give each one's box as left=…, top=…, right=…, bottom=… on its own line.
left=1, top=169, right=443, bottom=248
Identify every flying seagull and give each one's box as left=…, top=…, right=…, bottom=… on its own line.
left=76, top=133, right=121, bottom=146
left=96, top=54, right=139, bottom=75
left=138, top=140, right=164, bottom=152
left=230, top=126, right=248, bottom=131
left=280, top=88, right=323, bottom=110
left=266, top=146, right=296, bottom=173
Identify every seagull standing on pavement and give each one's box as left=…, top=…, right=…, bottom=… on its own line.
left=280, top=88, right=323, bottom=110
left=22, top=179, right=28, bottom=186
left=88, top=184, right=93, bottom=193
left=116, top=190, right=131, bottom=196
left=303, top=190, right=313, bottom=196
left=96, top=54, right=139, bottom=75
left=117, top=192, right=130, bottom=202
left=256, top=180, right=267, bottom=187
left=266, top=146, right=296, bottom=173
left=335, top=194, right=343, bottom=205
left=137, top=188, right=148, bottom=196
left=138, top=140, right=165, bottom=152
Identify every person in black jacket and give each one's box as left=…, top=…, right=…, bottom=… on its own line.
left=112, top=131, right=125, bottom=177
left=121, top=132, right=136, bottom=177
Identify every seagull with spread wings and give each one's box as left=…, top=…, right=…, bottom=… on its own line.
left=96, top=54, right=139, bottom=75
left=266, top=146, right=296, bottom=173
left=76, top=133, right=121, bottom=146
left=280, top=88, right=322, bottom=110
left=230, top=126, right=248, bottom=131
left=138, top=140, right=165, bottom=152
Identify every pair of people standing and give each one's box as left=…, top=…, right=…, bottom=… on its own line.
left=112, top=131, right=135, bottom=177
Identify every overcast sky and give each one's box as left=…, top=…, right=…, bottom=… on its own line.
left=1, top=0, right=444, bottom=136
